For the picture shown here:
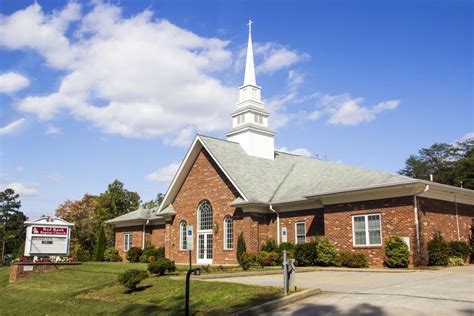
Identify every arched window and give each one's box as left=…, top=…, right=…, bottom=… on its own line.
left=180, top=220, right=187, bottom=250
left=224, top=216, right=234, bottom=249
left=198, top=200, right=213, bottom=231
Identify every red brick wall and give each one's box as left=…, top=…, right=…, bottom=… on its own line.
left=418, top=197, right=473, bottom=243
left=324, top=197, right=416, bottom=266
left=148, top=224, right=166, bottom=248
left=268, top=209, right=324, bottom=245
left=168, top=149, right=241, bottom=265
left=114, top=225, right=143, bottom=260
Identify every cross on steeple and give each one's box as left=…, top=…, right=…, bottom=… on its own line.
left=247, top=19, right=253, bottom=33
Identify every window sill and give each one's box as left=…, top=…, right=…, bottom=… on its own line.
left=223, top=248, right=234, bottom=251
left=352, top=245, right=382, bottom=249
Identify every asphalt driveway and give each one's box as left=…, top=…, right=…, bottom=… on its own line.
left=214, top=266, right=474, bottom=315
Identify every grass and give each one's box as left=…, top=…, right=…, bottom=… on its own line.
left=0, top=262, right=282, bottom=315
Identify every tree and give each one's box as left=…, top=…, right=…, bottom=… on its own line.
left=0, top=189, right=23, bottom=264
left=56, top=194, right=98, bottom=260
left=142, top=193, right=164, bottom=209
left=237, top=232, right=246, bottom=266
left=399, top=138, right=473, bottom=189
left=95, top=223, right=106, bottom=261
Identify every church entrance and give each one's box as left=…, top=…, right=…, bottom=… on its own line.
left=197, top=200, right=213, bottom=264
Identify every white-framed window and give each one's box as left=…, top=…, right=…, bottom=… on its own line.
left=254, top=114, right=263, bottom=124
left=352, top=214, right=382, bottom=246
left=224, top=216, right=234, bottom=249
left=198, top=200, right=213, bottom=231
left=180, top=220, right=187, bottom=250
left=124, top=233, right=132, bottom=251
left=295, top=222, right=306, bottom=244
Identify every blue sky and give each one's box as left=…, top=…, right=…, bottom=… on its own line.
left=0, top=0, right=472, bottom=219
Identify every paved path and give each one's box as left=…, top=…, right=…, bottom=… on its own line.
left=213, top=266, right=474, bottom=315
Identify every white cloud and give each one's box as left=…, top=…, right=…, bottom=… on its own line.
left=0, top=118, right=26, bottom=135
left=310, top=93, right=400, bottom=126
left=255, top=42, right=309, bottom=74
left=146, top=161, right=180, bottom=182
left=287, top=70, right=304, bottom=90
left=15, top=166, right=24, bottom=172
left=45, top=125, right=61, bottom=135
left=277, top=147, right=312, bottom=157
left=43, top=173, right=63, bottom=182
left=1, top=2, right=237, bottom=139
left=0, top=182, right=39, bottom=196
left=0, top=72, right=30, bottom=93
left=164, top=126, right=195, bottom=147
left=459, top=132, right=474, bottom=142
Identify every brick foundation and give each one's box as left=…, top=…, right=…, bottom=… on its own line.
left=9, top=262, right=81, bottom=283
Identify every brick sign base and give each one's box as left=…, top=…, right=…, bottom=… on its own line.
left=9, top=262, right=81, bottom=283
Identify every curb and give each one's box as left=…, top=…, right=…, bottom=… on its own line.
left=233, top=288, right=321, bottom=316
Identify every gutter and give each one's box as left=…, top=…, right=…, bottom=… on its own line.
left=269, top=204, right=280, bottom=245
left=142, top=219, right=150, bottom=249
left=413, top=184, right=429, bottom=253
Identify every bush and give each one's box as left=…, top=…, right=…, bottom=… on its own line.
left=335, top=251, right=368, bottom=268
left=126, top=247, right=143, bottom=263
left=315, top=238, right=337, bottom=266
left=448, top=241, right=470, bottom=261
left=237, top=232, right=247, bottom=268
left=294, top=241, right=318, bottom=266
left=256, top=251, right=279, bottom=267
left=148, top=258, right=176, bottom=275
left=104, top=248, right=121, bottom=262
left=447, top=256, right=465, bottom=266
left=117, top=269, right=148, bottom=291
left=427, top=232, right=449, bottom=266
left=95, top=224, right=106, bottom=261
left=384, top=236, right=410, bottom=268
left=139, top=247, right=165, bottom=263
left=240, top=252, right=256, bottom=270
left=261, top=239, right=278, bottom=252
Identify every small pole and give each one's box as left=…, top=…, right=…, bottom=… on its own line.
left=189, top=250, right=192, bottom=270
left=283, top=249, right=288, bottom=295
left=185, top=269, right=192, bottom=316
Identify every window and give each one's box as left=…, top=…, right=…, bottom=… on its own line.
left=295, top=222, right=306, bottom=244
left=254, top=114, right=263, bottom=124
left=180, top=220, right=187, bottom=250
left=237, top=115, right=246, bottom=124
left=124, top=233, right=132, bottom=251
left=352, top=214, right=382, bottom=246
left=198, top=200, right=213, bottom=231
left=224, top=216, right=234, bottom=249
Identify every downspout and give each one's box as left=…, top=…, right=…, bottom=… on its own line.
left=142, top=220, right=150, bottom=249
left=413, top=185, right=429, bottom=251
left=454, top=194, right=460, bottom=240
left=269, top=205, right=280, bottom=245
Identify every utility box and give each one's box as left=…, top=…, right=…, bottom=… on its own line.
left=24, top=216, right=73, bottom=257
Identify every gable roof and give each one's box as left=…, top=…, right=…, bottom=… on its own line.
left=105, top=206, right=162, bottom=224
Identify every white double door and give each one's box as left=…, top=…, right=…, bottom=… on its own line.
left=197, top=231, right=213, bottom=264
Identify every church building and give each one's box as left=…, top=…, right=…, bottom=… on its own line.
left=107, top=23, right=474, bottom=266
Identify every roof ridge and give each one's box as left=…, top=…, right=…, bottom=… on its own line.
left=268, top=160, right=298, bottom=203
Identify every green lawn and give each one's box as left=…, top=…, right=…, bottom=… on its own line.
left=0, top=263, right=282, bottom=315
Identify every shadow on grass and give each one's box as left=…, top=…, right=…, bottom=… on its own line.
left=123, top=284, right=153, bottom=294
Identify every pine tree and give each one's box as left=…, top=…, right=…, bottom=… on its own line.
left=236, top=232, right=246, bottom=265
left=95, top=223, right=106, bottom=261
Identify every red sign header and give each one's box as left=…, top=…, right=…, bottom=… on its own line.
left=32, top=226, right=68, bottom=236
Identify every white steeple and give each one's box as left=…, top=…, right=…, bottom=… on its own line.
left=226, top=20, right=275, bottom=160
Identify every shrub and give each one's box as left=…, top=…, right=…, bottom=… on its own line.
left=148, top=258, right=176, bottom=275
left=384, top=236, right=410, bottom=268
left=95, top=224, right=106, bottom=261
left=237, top=232, right=247, bottom=267
left=294, top=241, right=318, bottom=266
left=261, top=239, right=278, bottom=252
left=139, top=247, right=165, bottom=263
left=427, top=232, right=449, bottom=266
left=126, top=247, right=143, bottom=263
left=240, top=252, right=256, bottom=270
left=104, top=248, right=121, bottom=262
left=335, top=251, right=368, bottom=268
left=448, top=241, right=470, bottom=261
left=315, top=238, right=338, bottom=266
left=256, top=251, right=279, bottom=267
left=117, top=269, right=148, bottom=291
left=447, top=256, right=464, bottom=266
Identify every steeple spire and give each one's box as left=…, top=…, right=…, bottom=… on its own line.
left=243, top=19, right=256, bottom=86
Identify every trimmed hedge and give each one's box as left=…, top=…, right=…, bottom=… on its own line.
left=148, top=258, right=176, bottom=275
left=240, top=252, right=256, bottom=270
left=315, top=238, right=338, bottom=266
left=294, top=241, right=318, bottom=266
left=126, top=247, right=143, bottom=263
left=140, top=246, right=165, bottom=263
left=427, top=232, right=449, bottom=266
left=448, top=241, right=470, bottom=261
left=104, top=248, right=121, bottom=262
left=117, top=269, right=148, bottom=291
left=384, top=236, right=410, bottom=268
left=335, top=251, right=368, bottom=268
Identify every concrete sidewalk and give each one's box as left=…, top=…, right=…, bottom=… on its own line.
left=216, top=265, right=474, bottom=315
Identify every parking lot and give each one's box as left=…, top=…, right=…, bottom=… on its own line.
left=215, top=266, right=474, bottom=315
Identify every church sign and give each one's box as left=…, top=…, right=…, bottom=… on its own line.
left=24, top=216, right=74, bottom=257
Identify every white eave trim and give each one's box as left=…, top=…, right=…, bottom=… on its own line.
left=158, top=135, right=248, bottom=212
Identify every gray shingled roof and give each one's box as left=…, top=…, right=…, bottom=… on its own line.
left=199, top=135, right=414, bottom=204
left=105, top=206, right=162, bottom=224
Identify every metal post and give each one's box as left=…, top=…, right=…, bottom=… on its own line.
left=189, top=250, right=192, bottom=270
left=185, top=269, right=192, bottom=316
left=283, top=249, right=288, bottom=295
